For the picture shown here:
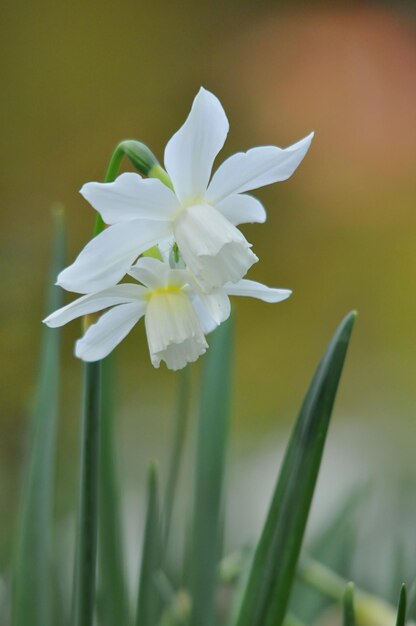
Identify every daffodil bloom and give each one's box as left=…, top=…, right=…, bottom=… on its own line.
left=57, top=88, right=313, bottom=295
left=45, top=257, right=291, bottom=370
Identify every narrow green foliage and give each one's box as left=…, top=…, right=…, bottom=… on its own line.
left=343, top=583, right=356, bottom=626
left=284, top=613, right=308, bottom=626
left=396, top=585, right=407, bottom=626
left=73, top=361, right=102, bottom=626
left=163, top=366, right=192, bottom=554
left=189, top=317, right=234, bottom=626
left=12, top=209, right=66, bottom=626
left=234, top=311, right=357, bottom=626
left=98, top=356, right=129, bottom=626
left=135, top=462, right=162, bottom=626
left=298, top=556, right=347, bottom=602
left=158, top=590, right=191, bottom=626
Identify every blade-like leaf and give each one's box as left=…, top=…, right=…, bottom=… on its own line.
left=343, top=583, right=356, bottom=626
left=163, top=366, right=192, bottom=555
left=395, top=585, right=407, bottom=626
left=189, top=317, right=234, bottom=626
left=135, top=462, right=161, bottom=626
left=12, top=208, right=66, bottom=626
left=73, top=361, right=102, bottom=626
left=234, top=311, right=357, bottom=626
left=97, top=355, right=129, bottom=626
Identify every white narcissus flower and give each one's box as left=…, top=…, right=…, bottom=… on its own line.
left=57, top=88, right=313, bottom=295
left=44, top=258, right=292, bottom=370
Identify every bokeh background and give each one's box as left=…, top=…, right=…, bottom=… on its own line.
left=1, top=0, right=416, bottom=597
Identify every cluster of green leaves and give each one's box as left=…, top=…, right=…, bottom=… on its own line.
left=9, top=213, right=409, bottom=626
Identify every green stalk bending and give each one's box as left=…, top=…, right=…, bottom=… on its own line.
left=93, top=140, right=172, bottom=236
left=298, top=557, right=397, bottom=626
left=73, top=362, right=102, bottom=626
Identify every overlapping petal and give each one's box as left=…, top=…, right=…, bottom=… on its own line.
left=190, top=288, right=231, bottom=325
left=80, top=173, right=179, bottom=224
left=164, top=87, right=229, bottom=203
left=57, top=219, right=171, bottom=294
left=190, top=296, right=218, bottom=335
left=129, top=256, right=188, bottom=290
left=43, top=284, right=147, bottom=327
left=75, top=302, right=146, bottom=361
left=224, top=278, right=292, bottom=302
left=206, top=132, right=314, bottom=204
left=215, top=193, right=266, bottom=226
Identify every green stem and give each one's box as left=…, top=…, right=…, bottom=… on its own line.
left=93, top=141, right=172, bottom=235
left=74, top=362, right=102, bottom=626
left=298, top=557, right=347, bottom=602
left=298, top=556, right=397, bottom=626
left=93, top=144, right=126, bottom=235
left=149, top=164, right=174, bottom=190
left=163, top=366, right=191, bottom=554
left=98, top=356, right=129, bottom=626
left=74, top=144, right=122, bottom=626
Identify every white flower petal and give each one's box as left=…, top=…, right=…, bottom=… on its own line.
left=191, top=296, right=218, bottom=335
left=57, top=219, right=171, bottom=294
left=174, top=203, right=258, bottom=292
left=164, top=87, right=229, bottom=203
left=145, top=290, right=208, bottom=370
left=129, top=256, right=189, bottom=290
left=207, top=132, right=314, bottom=203
left=43, top=284, right=147, bottom=328
left=194, top=290, right=231, bottom=325
left=215, top=193, right=266, bottom=226
left=80, top=173, right=179, bottom=224
left=75, top=301, right=146, bottom=362
left=224, top=279, right=292, bottom=303
left=129, top=256, right=171, bottom=289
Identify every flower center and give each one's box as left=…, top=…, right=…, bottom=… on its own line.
left=147, top=284, right=183, bottom=300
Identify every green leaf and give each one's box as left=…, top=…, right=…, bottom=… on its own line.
left=97, top=355, right=129, bottom=626
left=234, top=311, right=357, bottom=626
left=395, top=585, right=407, bottom=626
left=12, top=208, right=66, bottom=626
left=73, top=361, right=102, bottom=626
left=343, top=583, right=356, bottom=626
left=163, top=366, right=192, bottom=556
left=189, top=317, right=234, bottom=626
left=135, top=462, right=162, bottom=626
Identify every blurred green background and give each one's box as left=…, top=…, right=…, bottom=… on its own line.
left=1, top=0, right=416, bottom=581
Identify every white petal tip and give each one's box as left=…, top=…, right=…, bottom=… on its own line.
left=79, top=181, right=99, bottom=200
left=74, top=343, right=98, bottom=362
left=79, top=182, right=90, bottom=199
left=42, top=314, right=61, bottom=328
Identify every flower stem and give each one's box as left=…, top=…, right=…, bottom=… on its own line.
left=162, top=366, right=191, bottom=554
left=74, top=142, right=127, bottom=626
left=93, top=144, right=126, bottom=235
left=298, top=556, right=346, bottom=602
left=73, top=361, right=102, bottom=626
left=298, top=557, right=397, bottom=626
